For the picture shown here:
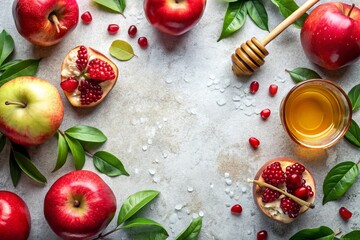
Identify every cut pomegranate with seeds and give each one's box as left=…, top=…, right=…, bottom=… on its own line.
left=81, top=11, right=92, bottom=24
left=138, top=37, right=148, bottom=48
left=257, top=230, right=268, bottom=240
left=128, top=25, right=137, bottom=38
left=269, top=84, right=278, bottom=96
left=260, top=108, right=271, bottom=120
left=107, top=24, right=119, bottom=34
left=250, top=81, right=259, bottom=94
left=60, top=77, right=79, bottom=92
left=280, top=197, right=301, bottom=218
left=60, top=45, right=118, bottom=107
left=262, top=188, right=281, bottom=203
left=230, top=204, right=242, bottom=215
left=261, top=162, right=285, bottom=186
left=249, top=137, right=260, bottom=149
left=339, top=207, right=352, bottom=220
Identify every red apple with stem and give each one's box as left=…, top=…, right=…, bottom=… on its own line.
left=44, top=170, right=117, bottom=240
left=144, top=0, right=207, bottom=36
left=300, top=3, right=360, bottom=70
left=0, top=191, right=31, bottom=240
left=12, top=0, right=79, bottom=46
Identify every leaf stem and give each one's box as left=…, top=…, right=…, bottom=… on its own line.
left=247, top=179, right=315, bottom=209
left=334, top=229, right=342, bottom=236
left=93, top=227, right=122, bottom=240
left=57, top=129, right=65, bottom=136
left=85, top=150, right=93, bottom=158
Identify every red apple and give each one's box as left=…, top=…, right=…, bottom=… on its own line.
left=300, top=3, right=360, bottom=70
left=144, top=0, right=207, bottom=36
left=44, top=170, right=117, bottom=240
left=12, top=0, right=79, bottom=46
left=0, top=76, right=64, bottom=146
left=0, top=191, right=31, bottom=240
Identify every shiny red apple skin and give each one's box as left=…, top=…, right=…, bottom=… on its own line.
left=44, top=170, right=117, bottom=240
left=300, top=2, right=360, bottom=70
left=144, top=0, right=206, bottom=36
left=0, top=191, right=31, bottom=240
left=12, top=0, right=79, bottom=46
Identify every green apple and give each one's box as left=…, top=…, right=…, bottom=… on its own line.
left=0, top=76, right=64, bottom=146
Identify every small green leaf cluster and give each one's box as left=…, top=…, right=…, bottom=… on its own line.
left=95, top=190, right=203, bottom=240
left=56, top=125, right=129, bottom=177
left=93, top=0, right=126, bottom=14
left=218, top=0, right=307, bottom=41
left=109, top=40, right=135, bottom=61
left=0, top=30, right=40, bottom=86
left=290, top=226, right=359, bottom=240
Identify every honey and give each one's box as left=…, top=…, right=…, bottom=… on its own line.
left=280, top=80, right=351, bottom=148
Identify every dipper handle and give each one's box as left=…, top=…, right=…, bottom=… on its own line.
left=261, top=0, right=319, bottom=46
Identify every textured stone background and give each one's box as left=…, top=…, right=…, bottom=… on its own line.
left=0, top=0, right=359, bottom=239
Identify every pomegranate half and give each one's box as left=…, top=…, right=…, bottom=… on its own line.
left=60, top=45, right=118, bottom=107
left=253, top=158, right=316, bottom=224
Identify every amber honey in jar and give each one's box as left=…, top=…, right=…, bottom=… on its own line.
left=280, top=79, right=352, bottom=148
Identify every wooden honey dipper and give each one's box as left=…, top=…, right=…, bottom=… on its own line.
left=232, top=0, right=319, bottom=76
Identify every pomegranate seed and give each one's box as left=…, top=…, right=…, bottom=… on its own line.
left=257, top=230, right=268, bottom=240
left=87, top=58, right=115, bottom=81
left=78, top=80, right=103, bottom=105
left=339, top=207, right=352, bottom=220
left=60, top=77, right=79, bottom=92
left=230, top=204, right=242, bottom=215
left=81, top=11, right=92, bottom=24
left=269, top=84, right=278, bottom=96
left=262, top=188, right=281, bottom=203
left=280, top=197, right=301, bottom=218
left=294, top=186, right=309, bottom=200
left=107, top=24, right=119, bottom=34
left=249, top=137, right=260, bottom=149
left=138, top=37, right=148, bottom=48
left=76, top=46, right=88, bottom=71
left=128, top=25, right=137, bottom=38
left=250, top=81, right=259, bottom=94
left=286, top=173, right=303, bottom=189
left=260, top=108, right=271, bottom=120
left=262, top=162, right=285, bottom=186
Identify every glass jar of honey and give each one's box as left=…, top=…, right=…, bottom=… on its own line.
left=280, top=79, right=352, bottom=148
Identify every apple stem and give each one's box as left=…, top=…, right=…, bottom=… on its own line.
left=51, top=14, right=67, bottom=33
left=348, top=4, right=355, bottom=17
left=5, top=101, right=27, bottom=108
left=247, top=179, right=315, bottom=209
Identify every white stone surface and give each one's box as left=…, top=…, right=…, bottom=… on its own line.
left=0, top=0, right=360, bottom=239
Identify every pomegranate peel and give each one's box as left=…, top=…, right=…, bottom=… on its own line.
left=251, top=158, right=316, bottom=224
left=61, top=45, right=118, bottom=107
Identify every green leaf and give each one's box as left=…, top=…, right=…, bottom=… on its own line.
left=9, top=149, right=22, bottom=187
left=341, top=230, right=360, bottom=240
left=218, top=1, right=247, bottom=41
left=0, top=59, right=22, bottom=71
left=0, top=134, right=6, bottom=153
left=348, top=83, right=360, bottom=111
left=93, top=150, right=129, bottom=177
left=0, top=30, right=15, bottom=67
left=64, top=135, right=86, bottom=170
left=123, top=217, right=168, bottom=236
left=289, top=226, right=334, bottom=240
left=65, top=125, right=107, bottom=144
left=174, top=217, right=202, bottom=240
left=132, top=231, right=169, bottom=240
left=323, top=161, right=359, bottom=205
left=52, top=132, right=69, bottom=172
left=345, top=120, right=360, bottom=148
left=286, top=67, right=322, bottom=83
left=118, top=190, right=160, bottom=226
left=271, top=0, right=308, bottom=28
left=13, top=151, right=47, bottom=184
left=117, top=0, right=126, bottom=13
left=0, top=59, right=40, bottom=86
left=109, top=40, right=135, bottom=61
left=245, top=0, right=269, bottom=31
left=93, top=0, right=124, bottom=13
